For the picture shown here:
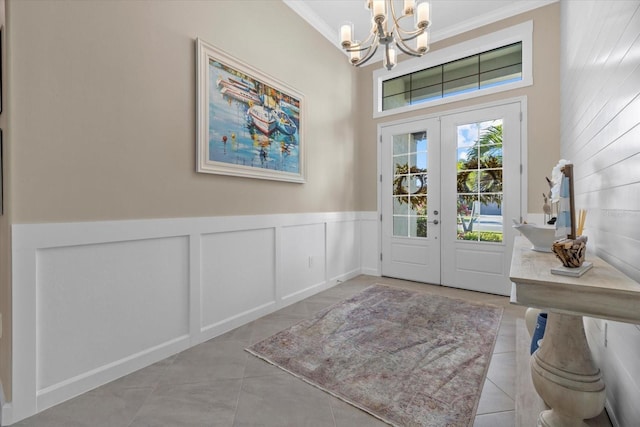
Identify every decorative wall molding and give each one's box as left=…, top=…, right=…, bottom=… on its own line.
left=7, top=211, right=378, bottom=424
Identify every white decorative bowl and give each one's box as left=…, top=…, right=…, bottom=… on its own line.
left=512, top=221, right=556, bottom=252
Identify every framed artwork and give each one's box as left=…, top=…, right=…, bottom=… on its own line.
left=196, top=38, right=305, bottom=183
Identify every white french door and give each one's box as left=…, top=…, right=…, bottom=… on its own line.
left=381, top=119, right=441, bottom=284
left=380, top=101, right=522, bottom=295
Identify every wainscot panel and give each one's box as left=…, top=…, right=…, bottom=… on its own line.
left=36, top=237, right=190, bottom=392
left=326, top=220, right=360, bottom=283
left=280, top=223, right=326, bottom=300
left=359, top=212, right=380, bottom=276
left=201, top=228, right=276, bottom=331
left=9, top=212, right=374, bottom=424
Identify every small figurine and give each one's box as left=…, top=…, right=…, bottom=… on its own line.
left=545, top=176, right=557, bottom=224
left=543, top=193, right=552, bottom=223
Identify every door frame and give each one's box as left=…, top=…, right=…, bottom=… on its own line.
left=376, top=96, right=529, bottom=280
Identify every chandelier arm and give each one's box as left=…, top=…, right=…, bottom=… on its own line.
left=389, top=0, right=427, bottom=53
left=396, top=27, right=424, bottom=40
left=389, top=1, right=425, bottom=39
left=353, top=44, right=380, bottom=67
left=360, top=25, right=381, bottom=49
left=346, top=22, right=380, bottom=52
left=389, top=1, right=410, bottom=32
left=394, top=39, right=423, bottom=57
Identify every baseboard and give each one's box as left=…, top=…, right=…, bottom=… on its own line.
left=1, top=404, right=12, bottom=427
left=330, top=268, right=362, bottom=286
left=35, top=335, right=191, bottom=415
left=605, top=398, right=620, bottom=427
left=0, top=383, right=12, bottom=427
left=360, top=267, right=380, bottom=276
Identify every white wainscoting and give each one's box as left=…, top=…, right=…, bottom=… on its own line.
left=359, top=213, right=380, bottom=276
left=8, top=211, right=379, bottom=424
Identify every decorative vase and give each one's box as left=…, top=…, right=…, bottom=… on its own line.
left=530, top=313, right=547, bottom=354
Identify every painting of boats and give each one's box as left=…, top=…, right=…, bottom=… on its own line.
left=216, top=76, right=261, bottom=104
left=248, top=105, right=276, bottom=135
left=273, top=108, right=297, bottom=135
left=196, top=38, right=304, bottom=182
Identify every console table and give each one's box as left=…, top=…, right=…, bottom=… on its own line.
left=509, top=236, right=640, bottom=427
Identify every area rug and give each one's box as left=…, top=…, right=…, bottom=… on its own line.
left=246, top=284, right=503, bottom=427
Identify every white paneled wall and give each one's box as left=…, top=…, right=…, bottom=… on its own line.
left=560, top=1, right=640, bottom=426
left=37, top=238, right=191, bottom=391
left=9, top=212, right=379, bottom=424
left=280, top=224, right=326, bottom=299
left=201, top=229, right=277, bottom=330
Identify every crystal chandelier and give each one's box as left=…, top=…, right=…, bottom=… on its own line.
left=340, top=0, right=431, bottom=70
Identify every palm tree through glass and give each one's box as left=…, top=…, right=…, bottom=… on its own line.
left=456, top=121, right=504, bottom=242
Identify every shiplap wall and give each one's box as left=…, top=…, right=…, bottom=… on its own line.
left=560, top=1, right=640, bottom=426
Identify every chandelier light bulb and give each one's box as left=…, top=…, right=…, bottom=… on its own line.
left=416, top=31, right=429, bottom=53
left=416, top=1, right=431, bottom=29
left=404, top=0, right=416, bottom=15
left=384, top=47, right=397, bottom=70
left=340, top=22, right=353, bottom=48
left=372, top=0, right=386, bottom=24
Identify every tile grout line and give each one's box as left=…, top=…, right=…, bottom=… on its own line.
left=124, top=357, right=176, bottom=427
left=485, top=374, right=516, bottom=402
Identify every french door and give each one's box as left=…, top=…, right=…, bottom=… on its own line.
left=381, top=102, right=522, bottom=295
left=381, top=118, right=441, bottom=284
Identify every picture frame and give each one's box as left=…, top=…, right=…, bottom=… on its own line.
left=196, top=38, right=305, bottom=183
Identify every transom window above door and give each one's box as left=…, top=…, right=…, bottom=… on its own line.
left=382, top=43, right=522, bottom=111
left=373, top=21, right=533, bottom=118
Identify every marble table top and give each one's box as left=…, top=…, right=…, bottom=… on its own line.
left=509, top=236, right=640, bottom=323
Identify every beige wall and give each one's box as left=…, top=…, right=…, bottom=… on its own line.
left=9, top=0, right=358, bottom=223
left=355, top=3, right=561, bottom=214
left=1, top=0, right=357, bottom=400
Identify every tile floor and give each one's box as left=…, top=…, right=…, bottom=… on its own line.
left=14, top=275, right=528, bottom=427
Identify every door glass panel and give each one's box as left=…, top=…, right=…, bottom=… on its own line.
left=455, top=120, right=503, bottom=242
left=479, top=195, right=503, bottom=242
left=393, top=216, right=408, bottom=236
left=393, top=197, right=408, bottom=215
left=392, top=131, right=429, bottom=238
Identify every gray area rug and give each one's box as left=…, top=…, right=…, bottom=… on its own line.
left=246, top=284, right=503, bottom=426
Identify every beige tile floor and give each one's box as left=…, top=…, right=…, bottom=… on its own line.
left=14, top=275, right=532, bottom=426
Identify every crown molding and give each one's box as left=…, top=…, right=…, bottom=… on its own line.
left=282, top=0, right=344, bottom=51
left=430, top=0, right=558, bottom=43
left=283, top=0, right=558, bottom=63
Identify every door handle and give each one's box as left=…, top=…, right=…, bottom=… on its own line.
left=428, top=219, right=439, bottom=225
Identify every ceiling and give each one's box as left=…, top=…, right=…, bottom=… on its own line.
left=284, top=0, right=556, bottom=63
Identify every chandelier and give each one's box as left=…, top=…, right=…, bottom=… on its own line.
left=340, top=0, right=431, bottom=70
